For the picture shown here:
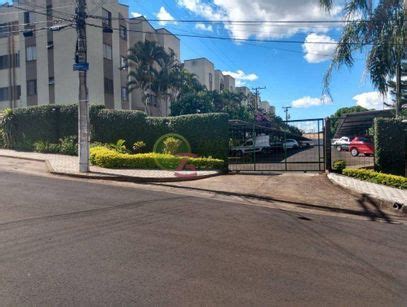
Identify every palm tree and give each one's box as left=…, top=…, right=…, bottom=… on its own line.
left=126, top=41, right=168, bottom=115
left=320, top=0, right=406, bottom=115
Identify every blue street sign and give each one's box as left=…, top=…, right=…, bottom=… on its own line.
left=73, top=62, right=89, bottom=71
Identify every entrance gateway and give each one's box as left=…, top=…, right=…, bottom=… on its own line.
left=228, top=118, right=326, bottom=172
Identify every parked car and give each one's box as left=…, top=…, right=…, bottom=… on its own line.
left=283, top=139, right=300, bottom=150
left=349, top=136, right=374, bottom=157
left=299, top=139, right=313, bottom=148
left=231, top=135, right=271, bottom=156
left=332, top=136, right=350, bottom=151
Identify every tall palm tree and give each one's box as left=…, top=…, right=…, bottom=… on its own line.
left=320, top=0, right=406, bottom=115
left=126, top=41, right=168, bottom=115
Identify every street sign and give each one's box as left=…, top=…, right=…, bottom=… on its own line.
left=73, top=62, right=89, bottom=71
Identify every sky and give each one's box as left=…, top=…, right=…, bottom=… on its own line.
left=2, top=0, right=388, bottom=119
left=127, top=0, right=387, bottom=119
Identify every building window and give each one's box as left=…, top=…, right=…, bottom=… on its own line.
left=104, top=78, right=114, bottom=94
left=24, top=12, right=31, bottom=24
left=26, top=46, right=37, bottom=61
left=0, top=23, right=8, bottom=38
left=120, top=56, right=127, bottom=68
left=0, top=87, right=8, bottom=101
left=103, top=44, right=112, bottom=60
left=121, top=87, right=128, bottom=101
left=0, top=55, right=8, bottom=69
left=119, top=25, right=127, bottom=40
left=102, top=9, right=112, bottom=28
left=27, top=80, right=37, bottom=96
left=209, top=73, right=213, bottom=91
left=48, top=77, right=55, bottom=85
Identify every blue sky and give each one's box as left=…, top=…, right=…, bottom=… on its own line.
left=126, top=0, right=385, bottom=119
left=3, top=0, right=386, bottom=119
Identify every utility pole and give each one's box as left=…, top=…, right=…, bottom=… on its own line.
left=282, top=106, right=291, bottom=122
left=251, top=86, right=266, bottom=112
left=74, top=0, right=89, bottom=172
left=396, top=0, right=407, bottom=117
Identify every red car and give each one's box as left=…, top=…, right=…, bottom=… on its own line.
left=349, top=136, right=374, bottom=157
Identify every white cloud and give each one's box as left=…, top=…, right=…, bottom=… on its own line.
left=195, top=23, right=213, bottom=32
left=292, top=95, right=332, bottom=108
left=131, top=11, right=142, bottom=18
left=177, top=0, right=341, bottom=39
left=302, top=33, right=337, bottom=63
left=222, top=69, right=258, bottom=86
left=353, top=91, right=390, bottom=110
left=156, top=7, right=176, bottom=25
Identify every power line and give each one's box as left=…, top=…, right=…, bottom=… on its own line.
left=87, top=15, right=369, bottom=24
left=85, top=21, right=379, bottom=46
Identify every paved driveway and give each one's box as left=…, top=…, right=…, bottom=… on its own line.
left=0, top=157, right=406, bottom=305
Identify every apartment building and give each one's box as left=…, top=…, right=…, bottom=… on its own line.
left=259, top=101, right=275, bottom=115
left=223, top=74, right=235, bottom=92
left=184, top=58, right=215, bottom=91
left=0, top=1, right=180, bottom=116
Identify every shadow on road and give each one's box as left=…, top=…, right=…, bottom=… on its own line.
left=357, top=193, right=392, bottom=223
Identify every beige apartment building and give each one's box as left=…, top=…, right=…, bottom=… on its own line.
left=0, top=0, right=180, bottom=116
left=184, top=57, right=237, bottom=94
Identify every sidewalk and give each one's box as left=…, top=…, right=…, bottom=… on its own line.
left=0, top=149, right=219, bottom=182
left=328, top=173, right=407, bottom=206
left=156, top=172, right=406, bottom=220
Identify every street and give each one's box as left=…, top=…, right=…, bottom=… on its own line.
left=0, top=157, right=406, bottom=305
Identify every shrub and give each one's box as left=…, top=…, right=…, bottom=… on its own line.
left=342, top=168, right=407, bottom=190
left=59, top=136, right=77, bottom=156
left=90, top=146, right=224, bottom=170
left=374, top=118, right=406, bottom=176
left=132, top=141, right=146, bottom=153
left=33, top=141, right=61, bottom=153
left=332, top=160, right=346, bottom=174
left=3, top=105, right=229, bottom=160
left=163, top=137, right=182, bottom=155
left=109, top=139, right=127, bottom=153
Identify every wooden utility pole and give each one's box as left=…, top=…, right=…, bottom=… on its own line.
left=75, top=0, right=90, bottom=172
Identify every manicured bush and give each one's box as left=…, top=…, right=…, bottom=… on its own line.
left=3, top=105, right=229, bottom=160
left=374, top=118, right=407, bottom=176
left=90, top=146, right=224, bottom=170
left=2, top=105, right=104, bottom=150
left=33, top=140, right=61, bottom=154
left=332, top=160, right=346, bottom=174
left=342, top=168, right=407, bottom=190
left=163, top=136, right=182, bottom=155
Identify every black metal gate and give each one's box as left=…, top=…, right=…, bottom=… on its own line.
left=229, top=118, right=325, bottom=172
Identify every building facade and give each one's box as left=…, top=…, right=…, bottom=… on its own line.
left=184, top=58, right=215, bottom=91
left=0, top=0, right=180, bottom=116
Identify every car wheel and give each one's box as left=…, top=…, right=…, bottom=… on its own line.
left=351, top=148, right=359, bottom=157
left=336, top=145, right=342, bottom=152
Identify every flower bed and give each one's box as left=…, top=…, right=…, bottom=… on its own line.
left=90, top=146, right=224, bottom=170
left=342, top=168, right=407, bottom=190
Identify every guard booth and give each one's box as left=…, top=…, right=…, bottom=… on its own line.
left=229, top=119, right=325, bottom=172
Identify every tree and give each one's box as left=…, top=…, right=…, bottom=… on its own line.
left=127, top=41, right=176, bottom=115
left=320, top=0, right=406, bottom=115
left=170, top=91, right=215, bottom=115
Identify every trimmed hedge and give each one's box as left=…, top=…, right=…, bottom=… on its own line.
left=342, top=168, right=407, bottom=190
left=374, top=118, right=407, bottom=176
left=1, top=105, right=104, bottom=150
left=2, top=105, right=229, bottom=160
left=90, top=146, right=224, bottom=170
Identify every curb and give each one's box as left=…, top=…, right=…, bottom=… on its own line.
left=2, top=154, right=222, bottom=183
left=327, top=172, right=407, bottom=215
left=152, top=181, right=406, bottom=219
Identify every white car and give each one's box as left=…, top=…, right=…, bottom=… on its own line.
left=332, top=136, right=350, bottom=151
left=283, top=139, right=300, bottom=150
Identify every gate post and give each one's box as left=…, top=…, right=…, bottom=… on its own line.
left=324, top=117, right=332, bottom=172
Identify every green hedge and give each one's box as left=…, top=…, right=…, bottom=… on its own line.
left=90, top=146, right=224, bottom=170
left=2, top=105, right=229, bottom=160
left=342, top=168, right=407, bottom=189
left=374, top=118, right=406, bottom=176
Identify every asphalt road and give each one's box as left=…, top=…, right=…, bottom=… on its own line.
left=0, top=157, right=406, bottom=305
